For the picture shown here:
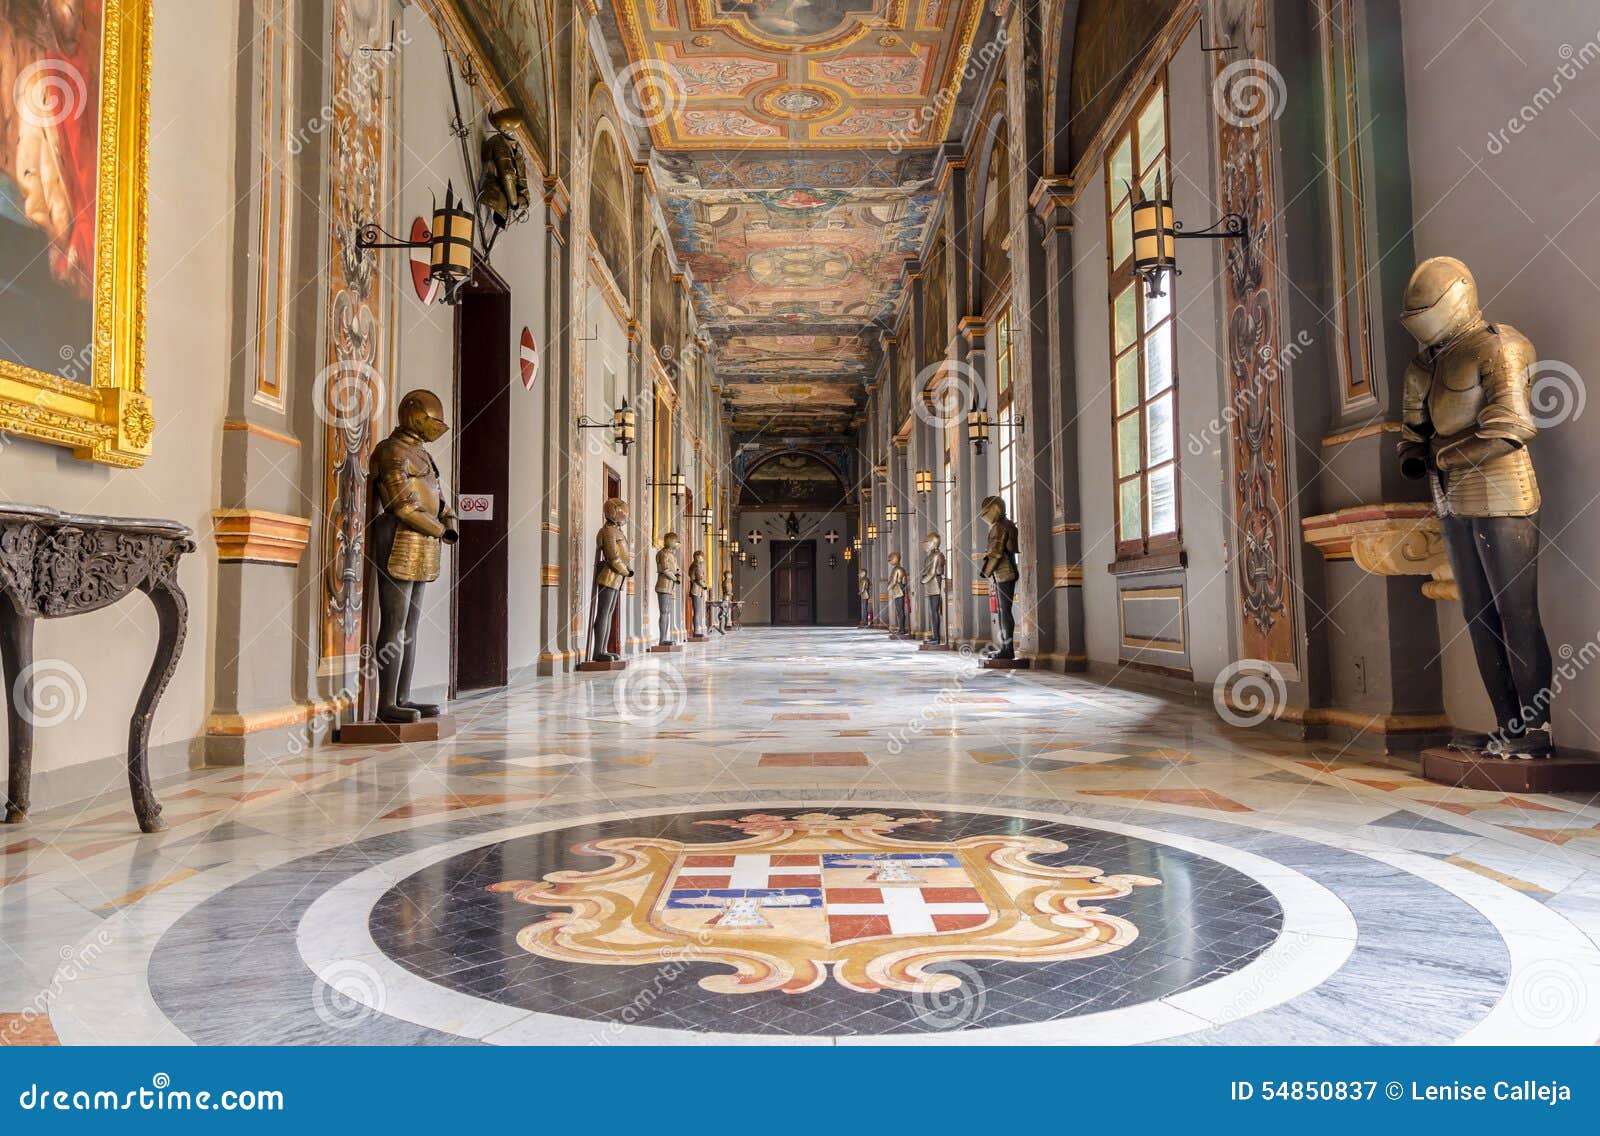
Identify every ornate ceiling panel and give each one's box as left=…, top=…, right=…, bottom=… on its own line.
left=600, top=1, right=997, bottom=437
left=614, top=1, right=984, bottom=149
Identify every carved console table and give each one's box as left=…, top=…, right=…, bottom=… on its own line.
left=0, top=505, right=195, bottom=833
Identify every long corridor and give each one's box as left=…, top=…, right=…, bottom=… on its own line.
left=5, top=629, right=1600, bottom=1045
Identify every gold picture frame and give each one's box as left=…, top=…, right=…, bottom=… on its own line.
left=0, top=1, right=153, bottom=468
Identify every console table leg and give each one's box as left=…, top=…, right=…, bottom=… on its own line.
left=0, top=599, right=32, bottom=824
left=129, top=579, right=188, bottom=833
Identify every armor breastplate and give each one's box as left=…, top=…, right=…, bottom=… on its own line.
left=655, top=549, right=679, bottom=594
left=596, top=522, right=632, bottom=591
left=889, top=567, right=907, bottom=597
left=1426, top=342, right=1488, bottom=437
left=922, top=551, right=947, bottom=591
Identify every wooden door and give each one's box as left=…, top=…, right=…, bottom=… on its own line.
left=771, top=540, right=816, bottom=625
left=451, top=263, right=511, bottom=695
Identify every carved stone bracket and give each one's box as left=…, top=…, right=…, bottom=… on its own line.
left=1301, top=503, right=1458, bottom=602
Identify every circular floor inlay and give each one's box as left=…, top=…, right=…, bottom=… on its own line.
left=368, top=808, right=1283, bottom=1035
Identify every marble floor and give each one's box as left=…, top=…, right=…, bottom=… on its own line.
left=4, top=627, right=1600, bottom=1045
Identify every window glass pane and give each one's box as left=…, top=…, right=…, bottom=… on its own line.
left=1110, top=137, right=1133, bottom=204
left=1148, top=465, right=1177, bottom=535
left=1143, top=281, right=1170, bottom=328
left=1114, top=286, right=1137, bottom=352
left=1115, top=350, right=1139, bottom=415
left=1111, top=200, right=1132, bottom=267
left=1120, top=479, right=1144, bottom=542
left=1117, top=414, right=1142, bottom=478
left=1138, top=91, right=1166, bottom=170
left=1147, top=393, right=1174, bottom=465
left=1145, top=323, right=1173, bottom=397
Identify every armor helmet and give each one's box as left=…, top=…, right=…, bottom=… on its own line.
left=602, top=497, right=629, bottom=524
left=398, top=389, right=449, bottom=442
left=693, top=550, right=705, bottom=562
left=1400, top=257, right=1482, bottom=347
left=924, top=531, right=941, bottom=548
left=888, top=551, right=902, bottom=565
left=488, top=108, right=525, bottom=134
left=663, top=531, right=680, bottom=549
left=979, top=494, right=1007, bottom=524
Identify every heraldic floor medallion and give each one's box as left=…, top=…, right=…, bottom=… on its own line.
left=366, top=806, right=1284, bottom=1035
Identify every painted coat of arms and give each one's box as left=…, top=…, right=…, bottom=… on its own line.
left=489, top=813, right=1161, bottom=995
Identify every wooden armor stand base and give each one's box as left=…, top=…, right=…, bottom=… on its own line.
left=981, top=657, right=1032, bottom=670
left=920, top=643, right=955, bottom=652
left=577, top=659, right=627, bottom=672
left=338, top=717, right=456, bottom=744
left=1420, top=747, right=1600, bottom=792
left=649, top=644, right=682, bottom=653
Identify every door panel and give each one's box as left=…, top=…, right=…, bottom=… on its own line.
left=771, top=541, right=816, bottom=625
left=452, top=268, right=511, bottom=694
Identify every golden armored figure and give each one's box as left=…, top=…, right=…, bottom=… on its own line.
left=858, top=568, right=873, bottom=627
left=654, top=532, right=682, bottom=646
left=979, top=495, right=1020, bottom=659
left=1396, top=256, right=1552, bottom=757
left=720, top=568, right=735, bottom=632
left=477, top=108, right=531, bottom=239
left=368, top=390, right=459, bottom=722
left=921, top=531, right=948, bottom=645
left=887, top=551, right=910, bottom=635
left=589, top=497, right=633, bottom=663
left=689, top=550, right=710, bottom=636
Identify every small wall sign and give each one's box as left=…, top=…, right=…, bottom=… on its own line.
left=457, top=494, right=495, bottom=520
left=519, top=327, right=539, bottom=389
left=408, top=217, right=441, bottom=304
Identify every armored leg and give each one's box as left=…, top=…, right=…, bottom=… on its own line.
left=927, top=595, right=944, bottom=645
left=375, top=573, right=420, bottom=724
left=397, top=582, right=439, bottom=717
left=693, top=596, right=706, bottom=637
left=591, top=585, right=620, bottom=662
left=993, top=579, right=1016, bottom=659
left=658, top=603, right=672, bottom=646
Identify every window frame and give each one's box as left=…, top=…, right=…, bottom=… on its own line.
left=993, top=303, right=1017, bottom=520
left=1104, top=76, right=1181, bottom=562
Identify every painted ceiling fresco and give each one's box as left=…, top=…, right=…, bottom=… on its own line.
left=452, top=0, right=554, bottom=167
left=600, top=1, right=996, bottom=437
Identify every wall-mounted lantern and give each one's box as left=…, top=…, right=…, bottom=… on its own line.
left=914, top=469, right=954, bottom=495
left=1131, top=171, right=1248, bottom=299
left=966, top=397, right=1022, bottom=456
left=842, top=546, right=853, bottom=562
left=357, top=183, right=475, bottom=303
left=577, top=398, right=636, bottom=456
left=648, top=468, right=688, bottom=497
left=866, top=524, right=879, bottom=542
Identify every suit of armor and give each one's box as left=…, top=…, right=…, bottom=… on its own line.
left=719, top=570, right=735, bottom=631
left=589, top=498, right=633, bottom=663
left=887, top=553, right=910, bottom=635
left=1396, top=257, right=1552, bottom=756
left=689, top=551, right=709, bottom=636
left=655, top=533, right=682, bottom=646
left=368, top=390, right=458, bottom=722
left=858, top=569, right=873, bottom=627
left=979, top=495, right=1020, bottom=659
left=921, top=533, right=948, bottom=645
left=476, top=109, right=530, bottom=241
